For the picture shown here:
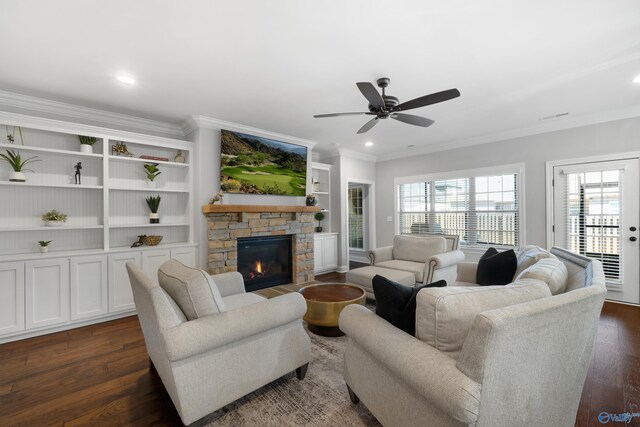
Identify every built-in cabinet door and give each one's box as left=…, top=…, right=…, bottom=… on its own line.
left=0, top=262, right=25, bottom=335
left=25, top=258, right=70, bottom=329
left=108, top=252, right=141, bottom=313
left=142, top=249, right=171, bottom=284
left=171, top=247, right=197, bottom=268
left=314, top=236, right=324, bottom=272
left=70, top=255, right=108, bottom=321
left=323, top=234, right=338, bottom=269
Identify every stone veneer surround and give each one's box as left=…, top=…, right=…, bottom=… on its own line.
left=203, top=205, right=319, bottom=284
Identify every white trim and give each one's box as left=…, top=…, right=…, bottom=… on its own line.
left=0, top=90, right=183, bottom=138
left=337, top=265, right=349, bottom=273
left=344, top=177, right=376, bottom=268
left=545, top=151, right=640, bottom=249
left=338, top=148, right=377, bottom=163
left=183, top=115, right=317, bottom=149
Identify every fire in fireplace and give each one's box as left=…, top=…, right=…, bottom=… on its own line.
left=237, top=235, right=293, bottom=291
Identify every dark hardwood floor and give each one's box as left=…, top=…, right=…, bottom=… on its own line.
left=0, top=272, right=638, bottom=426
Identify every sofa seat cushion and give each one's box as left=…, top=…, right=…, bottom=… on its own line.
left=452, top=281, right=480, bottom=287
left=376, top=260, right=424, bottom=283
left=515, top=245, right=557, bottom=278
left=158, top=259, right=227, bottom=321
left=416, top=280, right=551, bottom=359
left=515, top=257, right=568, bottom=295
left=222, top=292, right=266, bottom=310
left=392, top=235, right=446, bottom=263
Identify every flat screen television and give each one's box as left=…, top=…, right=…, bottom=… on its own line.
left=220, top=129, right=307, bottom=196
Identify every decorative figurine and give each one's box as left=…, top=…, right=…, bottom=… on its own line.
left=131, top=235, right=146, bottom=248
left=111, top=142, right=133, bottom=157
left=174, top=150, right=186, bottom=164
left=74, top=162, right=82, bottom=185
left=209, top=190, right=224, bottom=205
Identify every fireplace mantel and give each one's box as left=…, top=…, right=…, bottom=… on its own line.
left=202, top=204, right=321, bottom=214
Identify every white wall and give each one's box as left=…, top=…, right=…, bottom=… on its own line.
left=376, top=116, right=640, bottom=253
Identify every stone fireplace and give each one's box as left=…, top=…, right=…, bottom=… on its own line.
left=202, top=205, right=320, bottom=285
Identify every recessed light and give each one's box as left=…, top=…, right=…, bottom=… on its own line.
left=116, top=74, right=136, bottom=85
left=365, top=141, right=374, bottom=147
left=633, top=74, right=640, bottom=84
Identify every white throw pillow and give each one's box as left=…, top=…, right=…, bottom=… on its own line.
left=415, top=280, right=551, bottom=359
left=515, top=258, right=568, bottom=295
left=514, top=245, right=557, bottom=278
left=158, top=259, right=227, bottom=320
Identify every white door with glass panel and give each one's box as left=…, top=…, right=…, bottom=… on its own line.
left=552, top=158, right=639, bottom=304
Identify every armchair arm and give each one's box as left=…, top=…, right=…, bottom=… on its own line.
left=457, top=262, right=478, bottom=284
left=368, top=245, right=393, bottom=265
left=163, top=292, right=306, bottom=361
left=424, top=250, right=465, bottom=284
left=339, top=305, right=480, bottom=424
left=212, top=271, right=245, bottom=297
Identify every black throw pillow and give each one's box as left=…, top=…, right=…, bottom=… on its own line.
left=372, top=275, right=447, bottom=335
left=476, top=247, right=517, bottom=286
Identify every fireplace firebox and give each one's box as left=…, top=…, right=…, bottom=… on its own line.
left=237, top=235, right=293, bottom=291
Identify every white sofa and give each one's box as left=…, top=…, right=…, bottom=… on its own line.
left=126, top=260, right=311, bottom=425
left=340, top=247, right=606, bottom=426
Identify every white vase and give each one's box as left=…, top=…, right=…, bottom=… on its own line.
left=80, top=144, right=93, bottom=154
left=44, top=220, right=64, bottom=227
left=149, top=213, right=159, bottom=224
left=147, top=180, right=157, bottom=188
left=39, top=246, right=49, bottom=253
left=9, top=171, right=26, bottom=182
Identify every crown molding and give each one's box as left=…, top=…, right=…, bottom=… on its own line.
left=376, top=104, right=640, bottom=163
left=0, top=90, right=184, bottom=138
left=183, top=115, right=317, bottom=148
left=337, top=148, right=377, bottom=162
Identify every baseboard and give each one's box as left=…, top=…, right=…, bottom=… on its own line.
left=337, top=265, right=349, bottom=273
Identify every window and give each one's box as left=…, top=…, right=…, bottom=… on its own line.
left=396, top=165, right=523, bottom=248
left=349, top=186, right=364, bottom=249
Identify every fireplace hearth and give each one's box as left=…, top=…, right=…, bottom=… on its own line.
left=237, top=235, right=293, bottom=291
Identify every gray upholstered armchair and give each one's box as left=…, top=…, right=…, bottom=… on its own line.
left=126, top=260, right=311, bottom=425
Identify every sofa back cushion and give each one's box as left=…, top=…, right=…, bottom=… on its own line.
left=393, top=235, right=446, bottom=263
left=416, top=280, right=551, bottom=359
left=515, top=257, right=568, bottom=295
left=514, top=245, right=557, bottom=278
left=158, top=259, right=227, bottom=320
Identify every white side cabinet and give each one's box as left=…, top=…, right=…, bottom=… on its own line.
left=71, top=255, right=108, bottom=321
left=142, top=249, right=171, bottom=284
left=171, top=247, right=197, bottom=268
left=108, top=252, right=141, bottom=313
left=314, top=233, right=338, bottom=274
left=0, top=262, right=25, bottom=335
left=25, top=258, right=70, bottom=330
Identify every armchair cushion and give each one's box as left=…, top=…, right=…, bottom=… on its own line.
left=376, top=259, right=425, bottom=282
left=416, top=280, right=551, bottom=359
left=392, top=235, right=446, bottom=263
left=514, top=245, right=557, bottom=278
left=158, top=259, right=226, bottom=321
left=372, top=275, right=446, bottom=335
left=476, top=248, right=517, bottom=286
left=515, top=257, right=568, bottom=295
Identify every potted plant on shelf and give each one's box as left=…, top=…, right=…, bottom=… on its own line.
left=314, top=212, right=325, bottom=233
left=42, top=210, right=68, bottom=227
left=306, top=194, right=317, bottom=206
left=0, top=149, right=40, bottom=182
left=38, top=240, right=52, bottom=253
left=146, top=195, right=161, bottom=224
left=78, top=135, right=97, bottom=153
left=144, top=163, right=161, bottom=188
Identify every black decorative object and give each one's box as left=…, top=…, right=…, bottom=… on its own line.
left=476, top=247, right=517, bottom=286
left=131, top=235, right=146, bottom=248
left=306, top=194, right=317, bottom=206
left=74, top=162, right=82, bottom=185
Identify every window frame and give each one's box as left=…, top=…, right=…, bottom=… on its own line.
left=394, top=163, right=526, bottom=250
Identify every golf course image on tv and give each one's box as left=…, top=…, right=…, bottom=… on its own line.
left=220, top=129, right=307, bottom=196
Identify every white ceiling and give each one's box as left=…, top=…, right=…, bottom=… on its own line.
left=1, top=0, right=639, bottom=158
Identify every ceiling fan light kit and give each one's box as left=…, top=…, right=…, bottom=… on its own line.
left=314, top=77, right=460, bottom=134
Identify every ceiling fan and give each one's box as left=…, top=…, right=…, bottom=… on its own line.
left=313, top=77, right=460, bottom=134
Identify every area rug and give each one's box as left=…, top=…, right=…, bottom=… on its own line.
left=202, top=327, right=381, bottom=426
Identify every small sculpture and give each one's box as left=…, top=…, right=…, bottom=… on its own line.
left=209, top=190, right=224, bottom=205
left=131, top=235, right=146, bottom=248
left=112, top=142, right=133, bottom=157
left=74, top=162, right=82, bottom=185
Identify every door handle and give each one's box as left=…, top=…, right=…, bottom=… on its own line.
left=631, top=226, right=637, bottom=232
left=631, top=236, right=638, bottom=242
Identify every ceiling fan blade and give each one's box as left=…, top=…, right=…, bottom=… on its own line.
left=356, top=117, right=378, bottom=134
left=313, top=112, right=370, bottom=118
left=393, top=88, right=460, bottom=112
left=391, top=113, right=435, bottom=127
left=356, top=82, right=385, bottom=110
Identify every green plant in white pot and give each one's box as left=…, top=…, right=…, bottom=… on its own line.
left=314, top=212, right=325, bottom=232
left=38, top=240, right=52, bottom=253
left=78, top=135, right=97, bottom=154
left=42, top=210, right=68, bottom=227
left=0, top=149, right=40, bottom=182
left=146, top=195, right=161, bottom=224
left=144, top=163, right=161, bottom=188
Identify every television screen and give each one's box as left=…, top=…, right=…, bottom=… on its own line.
left=220, top=129, right=307, bottom=196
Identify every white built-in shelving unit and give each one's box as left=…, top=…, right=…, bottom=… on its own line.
left=311, top=162, right=338, bottom=274
left=0, top=112, right=197, bottom=343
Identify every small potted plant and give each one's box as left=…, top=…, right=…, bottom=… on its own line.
left=146, top=195, right=161, bottom=224
left=38, top=240, right=52, bottom=253
left=78, top=135, right=97, bottom=154
left=314, top=212, right=325, bottom=232
left=0, top=149, right=40, bottom=182
left=42, top=210, right=68, bottom=227
left=144, top=163, right=161, bottom=188
left=306, top=194, right=317, bottom=206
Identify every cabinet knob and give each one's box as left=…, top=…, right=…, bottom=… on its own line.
left=631, top=236, right=638, bottom=242
left=631, top=226, right=637, bottom=232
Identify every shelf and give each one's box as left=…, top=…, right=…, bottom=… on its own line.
left=108, top=155, right=189, bottom=168
left=109, top=242, right=196, bottom=252
left=109, top=223, right=190, bottom=229
left=0, top=142, right=103, bottom=159
left=0, top=182, right=103, bottom=190
left=0, top=225, right=104, bottom=232
left=312, top=191, right=329, bottom=195
left=109, top=186, right=189, bottom=193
